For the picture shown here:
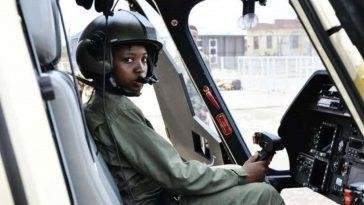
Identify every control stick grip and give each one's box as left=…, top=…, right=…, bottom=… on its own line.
left=253, top=132, right=284, bottom=161
left=257, top=150, right=271, bottom=161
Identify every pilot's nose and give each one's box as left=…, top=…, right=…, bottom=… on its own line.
left=134, top=60, right=147, bottom=75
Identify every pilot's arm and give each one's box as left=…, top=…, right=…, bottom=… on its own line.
left=108, top=106, right=251, bottom=195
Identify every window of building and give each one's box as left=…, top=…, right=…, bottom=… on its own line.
left=209, top=39, right=218, bottom=52
left=290, top=35, right=299, bottom=49
left=210, top=48, right=216, bottom=55
left=210, top=40, right=216, bottom=47
left=254, top=36, right=259, bottom=49
left=197, top=39, right=203, bottom=50
left=209, top=39, right=218, bottom=64
left=267, top=35, right=272, bottom=49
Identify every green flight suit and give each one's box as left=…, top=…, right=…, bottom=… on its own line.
left=85, top=91, right=285, bottom=205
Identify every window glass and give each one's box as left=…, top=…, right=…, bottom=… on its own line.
left=136, top=0, right=218, bottom=134
left=57, top=32, right=72, bottom=72
left=290, top=35, right=299, bottom=49
left=210, top=49, right=216, bottom=55
left=210, top=40, right=216, bottom=47
left=189, top=0, right=324, bottom=170
left=254, top=36, right=259, bottom=49
left=267, top=35, right=272, bottom=49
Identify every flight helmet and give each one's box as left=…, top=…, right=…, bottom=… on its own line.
left=76, top=10, right=162, bottom=95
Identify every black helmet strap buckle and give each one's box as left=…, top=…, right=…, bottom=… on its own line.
left=136, top=74, right=159, bottom=85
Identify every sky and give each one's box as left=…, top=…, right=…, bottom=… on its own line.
left=189, top=0, right=297, bottom=35
left=61, top=0, right=297, bottom=36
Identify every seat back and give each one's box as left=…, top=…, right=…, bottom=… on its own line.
left=21, top=0, right=123, bottom=203
left=45, top=70, right=123, bottom=205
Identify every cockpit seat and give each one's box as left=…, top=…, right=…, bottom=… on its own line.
left=20, top=0, right=124, bottom=203
left=45, top=70, right=123, bottom=205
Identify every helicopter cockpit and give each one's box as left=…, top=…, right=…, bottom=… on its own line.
left=0, top=0, right=363, bottom=204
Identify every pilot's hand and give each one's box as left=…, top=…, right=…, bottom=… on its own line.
left=242, top=153, right=269, bottom=183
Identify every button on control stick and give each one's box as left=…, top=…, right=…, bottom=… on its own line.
left=253, top=132, right=284, bottom=161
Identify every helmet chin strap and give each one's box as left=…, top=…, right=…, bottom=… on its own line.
left=103, top=74, right=158, bottom=97
left=135, top=75, right=159, bottom=85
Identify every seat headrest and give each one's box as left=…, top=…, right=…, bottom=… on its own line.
left=19, top=0, right=61, bottom=67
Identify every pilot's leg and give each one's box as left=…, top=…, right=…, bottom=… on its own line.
left=180, top=182, right=285, bottom=205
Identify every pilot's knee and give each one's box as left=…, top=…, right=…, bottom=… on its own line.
left=246, top=183, right=285, bottom=205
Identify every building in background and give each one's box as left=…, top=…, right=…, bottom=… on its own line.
left=245, top=19, right=315, bottom=56
left=198, top=34, right=245, bottom=69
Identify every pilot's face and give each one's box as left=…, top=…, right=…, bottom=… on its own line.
left=113, top=45, right=148, bottom=95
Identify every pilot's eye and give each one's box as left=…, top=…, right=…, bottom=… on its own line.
left=123, top=58, right=133, bottom=63
left=142, top=56, right=148, bottom=64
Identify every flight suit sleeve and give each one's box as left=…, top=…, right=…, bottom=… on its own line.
left=105, top=107, right=248, bottom=195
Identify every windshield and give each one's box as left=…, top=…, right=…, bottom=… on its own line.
left=189, top=0, right=325, bottom=170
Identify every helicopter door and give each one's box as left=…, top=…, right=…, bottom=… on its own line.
left=133, top=0, right=225, bottom=165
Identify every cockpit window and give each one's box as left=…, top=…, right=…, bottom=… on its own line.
left=136, top=0, right=219, bottom=134
left=189, top=0, right=324, bottom=170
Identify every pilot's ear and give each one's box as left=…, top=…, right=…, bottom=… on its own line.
left=76, top=39, right=112, bottom=79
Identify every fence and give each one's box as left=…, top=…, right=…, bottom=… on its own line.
left=210, top=56, right=324, bottom=93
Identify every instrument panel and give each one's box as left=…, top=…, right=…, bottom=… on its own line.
left=279, top=71, right=364, bottom=204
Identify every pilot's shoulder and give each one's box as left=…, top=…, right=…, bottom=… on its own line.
left=84, top=93, right=144, bottom=122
